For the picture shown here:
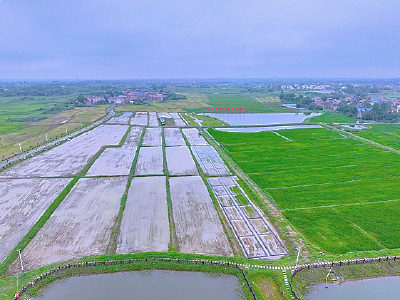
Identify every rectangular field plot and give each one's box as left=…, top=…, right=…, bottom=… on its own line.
left=166, top=146, right=198, bottom=175
left=207, top=176, right=287, bottom=258
left=0, top=125, right=128, bottom=178
left=148, top=112, right=159, bottom=126
left=0, top=178, right=71, bottom=263
left=130, top=112, right=148, bottom=126
left=19, top=177, right=127, bottom=270
left=142, top=128, right=162, bottom=146
left=209, top=127, right=400, bottom=254
left=182, top=128, right=208, bottom=145
left=117, top=177, right=169, bottom=253
left=122, top=127, right=142, bottom=149
left=134, top=147, right=164, bottom=175
left=86, top=147, right=136, bottom=176
left=191, top=146, right=231, bottom=176
left=107, top=117, right=129, bottom=125
left=170, top=112, right=187, bottom=126
left=169, top=176, right=232, bottom=256
left=164, top=128, right=186, bottom=146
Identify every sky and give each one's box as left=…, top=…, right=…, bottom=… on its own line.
left=0, top=0, right=399, bottom=79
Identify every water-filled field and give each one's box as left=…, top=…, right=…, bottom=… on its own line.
left=209, top=127, right=400, bottom=254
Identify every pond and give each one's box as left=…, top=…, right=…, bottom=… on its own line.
left=32, top=270, right=246, bottom=300
left=215, top=125, right=322, bottom=132
left=307, top=276, right=400, bottom=300
left=202, top=113, right=320, bottom=126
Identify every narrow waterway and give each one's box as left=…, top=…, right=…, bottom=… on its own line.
left=307, top=276, right=400, bottom=300
left=32, top=270, right=246, bottom=300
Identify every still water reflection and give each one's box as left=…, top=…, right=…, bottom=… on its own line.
left=307, top=276, right=400, bottom=300
left=32, top=270, right=246, bottom=300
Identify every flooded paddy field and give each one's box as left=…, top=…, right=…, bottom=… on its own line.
left=86, top=127, right=142, bottom=176
left=142, top=127, right=162, bottom=146
left=164, top=128, right=186, bottom=146
left=166, top=146, right=198, bottom=175
left=148, top=112, right=159, bottom=126
left=209, top=127, right=400, bottom=254
left=170, top=112, right=187, bottom=126
left=16, top=177, right=127, bottom=271
left=0, top=125, right=128, bottom=178
left=134, top=146, right=164, bottom=175
left=117, top=177, right=169, bottom=253
left=85, top=147, right=136, bottom=176
left=182, top=128, right=208, bottom=145
left=169, top=176, right=232, bottom=256
left=32, top=270, right=245, bottom=300
left=106, top=117, right=129, bottom=125
left=130, top=112, right=148, bottom=126
left=0, top=178, right=71, bottom=263
left=191, top=145, right=231, bottom=176
left=122, top=126, right=142, bottom=149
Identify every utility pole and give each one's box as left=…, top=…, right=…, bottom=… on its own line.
left=18, top=250, right=25, bottom=275
left=19, top=144, right=22, bottom=153
left=0, top=137, right=3, bottom=148
left=46, top=134, right=48, bottom=142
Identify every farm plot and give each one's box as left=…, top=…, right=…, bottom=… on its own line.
left=142, top=128, right=162, bottom=146
left=107, top=117, right=129, bottom=125
left=182, top=128, right=208, bottom=145
left=130, top=112, right=148, bottom=126
left=164, top=128, right=186, bottom=146
left=0, top=125, right=128, bottom=178
left=117, top=177, right=169, bottom=253
left=18, top=177, right=127, bottom=270
left=122, top=127, right=142, bottom=150
left=165, top=146, right=198, bottom=175
left=158, top=112, right=172, bottom=118
left=0, top=178, right=71, bottom=263
left=209, top=127, right=400, bottom=254
left=207, top=176, right=287, bottom=259
left=148, top=112, right=159, bottom=126
left=191, top=145, right=231, bottom=176
left=170, top=112, right=187, bottom=126
left=169, top=176, right=232, bottom=256
left=86, top=147, right=136, bottom=176
left=134, top=147, right=164, bottom=175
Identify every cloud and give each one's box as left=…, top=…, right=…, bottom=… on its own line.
left=0, top=0, right=399, bottom=78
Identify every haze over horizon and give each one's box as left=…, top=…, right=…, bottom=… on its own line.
left=1, top=0, right=399, bottom=80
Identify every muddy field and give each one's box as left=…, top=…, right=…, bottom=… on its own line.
left=164, top=128, right=186, bottom=146
left=106, top=117, right=129, bottom=125
left=134, top=146, right=164, bottom=175
left=170, top=112, right=187, bottom=127
left=0, top=125, right=128, bottom=178
left=165, top=146, right=198, bottom=175
left=207, top=176, right=287, bottom=259
left=130, top=112, right=148, bottom=126
left=122, top=127, right=143, bottom=150
left=157, top=112, right=172, bottom=118
left=148, top=112, right=159, bottom=126
left=142, top=128, right=162, bottom=146
left=182, top=128, right=208, bottom=145
left=191, top=145, right=231, bottom=176
left=17, top=177, right=127, bottom=271
left=117, top=177, right=169, bottom=253
left=86, top=147, right=136, bottom=176
left=169, top=176, right=232, bottom=256
left=0, top=178, right=71, bottom=263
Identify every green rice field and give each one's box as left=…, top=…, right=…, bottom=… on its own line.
left=209, top=127, right=400, bottom=254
